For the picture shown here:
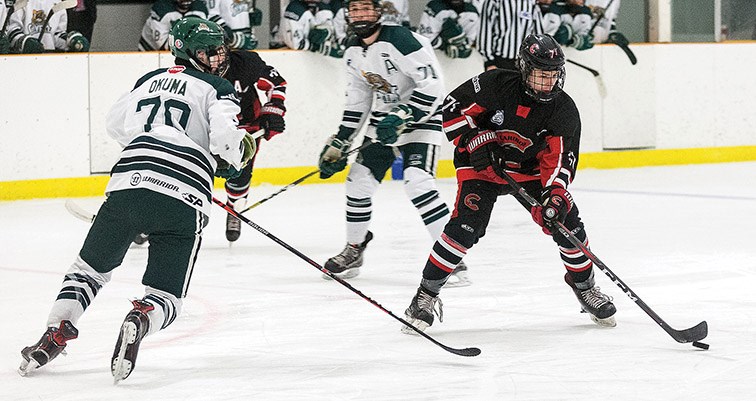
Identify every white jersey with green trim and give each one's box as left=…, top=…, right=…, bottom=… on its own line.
left=341, top=25, right=445, bottom=146
left=105, top=65, right=246, bottom=216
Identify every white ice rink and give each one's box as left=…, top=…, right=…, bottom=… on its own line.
left=1, top=162, right=755, bottom=401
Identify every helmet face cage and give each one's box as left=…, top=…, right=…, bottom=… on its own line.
left=517, top=34, right=566, bottom=103
left=345, top=0, right=382, bottom=38
left=169, top=18, right=229, bottom=76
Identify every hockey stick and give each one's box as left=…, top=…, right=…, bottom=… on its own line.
left=1, top=0, right=28, bottom=34
left=213, top=197, right=481, bottom=357
left=566, top=59, right=607, bottom=99
left=238, top=140, right=374, bottom=214
left=37, top=0, right=76, bottom=41
left=588, top=0, right=616, bottom=36
left=490, top=164, right=708, bottom=346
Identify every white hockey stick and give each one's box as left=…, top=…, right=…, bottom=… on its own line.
left=37, top=0, right=77, bottom=41
left=64, top=129, right=266, bottom=224
left=64, top=199, right=96, bottom=223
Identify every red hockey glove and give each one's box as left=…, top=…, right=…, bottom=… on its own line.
left=259, top=102, right=286, bottom=140
left=530, top=186, right=573, bottom=234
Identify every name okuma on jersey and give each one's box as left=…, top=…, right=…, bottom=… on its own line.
left=106, top=66, right=246, bottom=217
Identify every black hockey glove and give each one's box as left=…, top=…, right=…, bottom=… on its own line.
left=259, top=102, right=286, bottom=140
left=466, top=131, right=503, bottom=172
left=530, top=186, right=573, bottom=235
left=376, top=105, right=413, bottom=145
left=318, top=136, right=350, bottom=179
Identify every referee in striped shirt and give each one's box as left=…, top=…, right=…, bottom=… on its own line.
left=476, top=0, right=544, bottom=70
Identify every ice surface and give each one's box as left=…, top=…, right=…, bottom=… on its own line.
left=1, top=162, right=755, bottom=400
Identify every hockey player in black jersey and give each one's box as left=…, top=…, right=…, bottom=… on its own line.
left=221, top=49, right=288, bottom=242
left=402, top=33, right=617, bottom=334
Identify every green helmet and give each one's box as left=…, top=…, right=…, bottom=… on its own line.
left=169, top=17, right=229, bottom=76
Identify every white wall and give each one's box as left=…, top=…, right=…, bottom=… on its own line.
left=1, top=42, right=755, bottom=182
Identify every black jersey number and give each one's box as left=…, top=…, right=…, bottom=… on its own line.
left=136, top=96, right=191, bottom=132
left=417, top=64, right=438, bottom=80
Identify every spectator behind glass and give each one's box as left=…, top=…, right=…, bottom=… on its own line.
left=138, top=0, right=208, bottom=51
left=417, top=0, right=480, bottom=59
left=7, top=0, right=90, bottom=54
left=206, top=0, right=263, bottom=50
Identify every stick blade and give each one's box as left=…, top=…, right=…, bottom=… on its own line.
left=670, top=321, right=708, bottom=343
left=442, top=345, right=482, bottom=357
left=53, top=0, right=77, bottom=12
left=64, top=199, right=96, bottom=223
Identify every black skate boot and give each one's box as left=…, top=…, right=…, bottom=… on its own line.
left=445, top=260, right=472, bottom=288
left=133, top=233, right=149, bottom=245
left=112, top=300, right=154, bottom=383
left=19, top=320, right=79, bottom=376
left=565, top=272, right=617, bottom=327
left=225, top=201, right=242, bottom=242
left=401, top=287, right=443, bottom=335
left=322, top=231, right=373, bottom=280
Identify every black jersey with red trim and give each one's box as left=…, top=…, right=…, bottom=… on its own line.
left=224, top=50, right=288, bottom=127
left=442, top=68, right=581, bottom=189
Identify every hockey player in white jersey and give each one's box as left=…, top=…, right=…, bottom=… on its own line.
left=139, top=0, right=208, bottom=51
left=417, top=0, right=480, bottom=59
left=6, top=0, right=89, bottom=53
left=318, top=0, right=470, bottom=286
left=19, top=17, right=255, bottom=382
left=275, top=0, right=341, bottom=57
left=206, top=0, right=263, bottom=50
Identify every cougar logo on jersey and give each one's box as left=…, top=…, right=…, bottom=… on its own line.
left=362, top=71, right=392, bottom=93
left=130, top=173, right=142, bottom=186
left=31, top=10, right=45, bottom=25
left=495, top=130, right=533, bottom=153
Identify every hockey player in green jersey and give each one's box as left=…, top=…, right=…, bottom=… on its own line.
left=19, top=18, right=256, bottom=383
left=318, top=0, right=470, bottom=286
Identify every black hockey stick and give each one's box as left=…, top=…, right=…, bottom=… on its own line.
left=37, top=0, right=76, bottom=41
left=588, top=0, right=616, bottom=36
left=566, top=59, right=607, bottom=98
left=237, top=140, right=374, bottom=214
left=606, top=31, right=637, bottom=65
left=2, top=0, right=28, bottom=33
left=213, top=197, right=481, bottom=357
left=490, top=164, right=708, bottom=346
left=566, top=59, right=599, bottom=77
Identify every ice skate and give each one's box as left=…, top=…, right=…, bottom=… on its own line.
left=445, top=261, right=472, bottom=288
left=322, top=231, right=373, bottom=280
left=19, top=320, right=78, bottom=376
left=133, top=233, right=149, bottom=245
left=565, top=272, right=617, bottom=327
left=112, top=300, right=154, bottom=384
left=401, top=287, right=443, bottom=335
left=225, top=200, right=244, bottom=243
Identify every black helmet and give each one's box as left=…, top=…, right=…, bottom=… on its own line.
left=518, top=34, right=566, bottom=102
left=345, top=0, right=382, bottom=39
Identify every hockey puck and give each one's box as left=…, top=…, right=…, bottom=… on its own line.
left=692, top=341, right=709, bottom=350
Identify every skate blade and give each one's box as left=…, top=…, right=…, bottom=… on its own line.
left=321, top=267, right=360, bottom=281
left=590, top=314, right=617, bottom=328
left=444, top=271, right=472, bottom=288
left=112, top=322, right=138, bottom=384
left=400, top=318, right=429, bottom=336
left=18, top=358, right=40, bottom=377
